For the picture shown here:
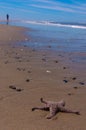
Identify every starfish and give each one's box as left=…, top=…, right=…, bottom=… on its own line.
left=32, top=98, right=80, bottom=119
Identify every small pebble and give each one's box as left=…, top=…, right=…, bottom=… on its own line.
left=79, top=82, right=85, bottom=85
left=63, top=80, right=68, bottom=83
left=4, top=61, right=9, bottom=64
left=22, top=68, right=25, bottom=71
left=20, top=49, right=23, bottom=51
left=46, top=70, right=51, bottom=73
left=68, top=93, right=73, bottom=96
left=28, top=70, right=31, bottom=73
left=9, top=85, right=23, bottom=92
left=55, top=60, right=58, bottom=63
left=15, top=56, right=20, bottom=59
left=16, top=88, right=23, bottom=92
left=17, top=68, right=21, bottom=71
left=42, top=58, right=46, bottom=62
left=63, top=67, right=66, bottom=69
left=18, top=60, right=22, bottom=62
left=73, top=86, right=78, bottom=89
left=26, top=79, right=30, bottom=82
left=9, top=85, right=16, bottom=90
left=72, top=77, right=77, bottom=80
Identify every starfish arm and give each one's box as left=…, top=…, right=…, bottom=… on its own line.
left=46, top=105, right=58, bottom=119
left=32, top=106, right=49, bottom=111
left=40, top=98, right=47, bottom=104
left=46, top=114, right=55, bottom=119
left=59, top=107, right=80, bottom=115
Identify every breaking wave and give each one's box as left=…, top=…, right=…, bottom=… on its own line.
left=21, top=20, right=86, bottom=29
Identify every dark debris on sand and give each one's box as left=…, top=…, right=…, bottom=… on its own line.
left=26, top=79, right=30, bottom=82
left=9, top=85, right=23, bottom=92
left=79, top=82, right=85, bottom=85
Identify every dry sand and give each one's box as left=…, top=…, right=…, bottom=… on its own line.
left=0, top=24, right=86, bottom=130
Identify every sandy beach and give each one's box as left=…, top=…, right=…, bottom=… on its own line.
left=0, top=24, right=86, bottom=130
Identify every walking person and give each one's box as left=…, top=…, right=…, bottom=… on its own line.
left=6, top=14, right=9, bottom=24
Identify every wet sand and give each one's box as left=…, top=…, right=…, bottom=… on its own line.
left=0, top=24, right=86, bottom=130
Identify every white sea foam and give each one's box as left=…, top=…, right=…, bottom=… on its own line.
left=21, top=20, right=86, bottom=29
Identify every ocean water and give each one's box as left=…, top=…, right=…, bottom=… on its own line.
left=0, top=20, right=86, bottom=62
left=17, top=21, right=86, bottom=53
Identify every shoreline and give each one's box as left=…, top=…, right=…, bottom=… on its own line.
left=0, top=24, right=29, bottom=43
left=0, top=24, right=86, bottom=130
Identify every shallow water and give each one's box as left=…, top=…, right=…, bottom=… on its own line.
left=0, top=21, right=86, bottom=62
left=19, top=22, right=86, bottom=53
